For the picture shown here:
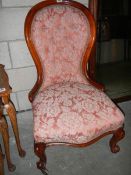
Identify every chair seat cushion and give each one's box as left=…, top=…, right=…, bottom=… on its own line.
left=32, top=82, right=124, bottom=144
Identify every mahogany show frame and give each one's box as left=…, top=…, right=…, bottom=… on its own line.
left=24, top=0, right=125, bottom=174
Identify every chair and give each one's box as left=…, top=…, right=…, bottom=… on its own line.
left=24, top=0, right=125, bottom=174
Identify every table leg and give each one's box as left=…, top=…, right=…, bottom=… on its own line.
left=2, top=95, right=26, bottom=158
left=0, top=144, right=4, bottom=175
left=0, top=106, right=16, bottom=172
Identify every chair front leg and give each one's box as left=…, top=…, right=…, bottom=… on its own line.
left=110, top=126, right=125, bottom=153
left=34, top=142, right=48, bottom=175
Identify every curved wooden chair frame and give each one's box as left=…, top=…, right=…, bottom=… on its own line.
left=24, top=0, right=125, bottom=174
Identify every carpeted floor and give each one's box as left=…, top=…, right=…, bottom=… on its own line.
left=2, top=100, right=131, bottom=175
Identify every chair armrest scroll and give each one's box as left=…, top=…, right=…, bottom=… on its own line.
left=29, top=77, right=42, bottom=103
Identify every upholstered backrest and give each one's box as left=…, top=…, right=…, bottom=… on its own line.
left=25, top=0, right=96, bottom=92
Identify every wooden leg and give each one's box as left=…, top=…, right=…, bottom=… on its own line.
left=2, top=95, right=26, bottom=157
left=0, top=144, right=4, bottom=175
left=0, top=115, right=16, bottom=172
left=110, top=126, right=125, bottom=153
left=34, top=142, right=48, bottom=175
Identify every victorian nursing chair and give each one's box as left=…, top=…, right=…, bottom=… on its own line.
left=24, top=0, right=125, bottom=174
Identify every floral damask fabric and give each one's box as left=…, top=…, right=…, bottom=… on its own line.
left=33, top=82, right=124, bottom=144
left=31, top=5, right=90, bottom=88
left=31, top=4, right=124, bottom=144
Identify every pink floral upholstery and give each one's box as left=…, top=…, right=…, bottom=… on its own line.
left=30, top=4, right=124, bottom=145
left=31, top=5, right=90, bottom=88
left=33, top=82, right=124, bottom=144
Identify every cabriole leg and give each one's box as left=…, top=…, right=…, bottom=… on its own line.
left=110, top=126, right=125, bottom=153
left=0, top=104, right=15, bottom=172
left=2, top=96, right=26, bottom=157
left=0, top=144, right=4, bottom=175
left=1, top=117, right=16, bottom=172
left=34, top=142, right=48, bottom=175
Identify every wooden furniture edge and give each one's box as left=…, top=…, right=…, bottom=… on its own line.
left=24, top=0, right=104, bottom=103
left=34, top=125, right=125, bottom=174
left=34, top=125, right=125, bottom=148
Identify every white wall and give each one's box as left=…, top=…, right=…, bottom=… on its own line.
left=0, top=0, right=89, bottom=111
